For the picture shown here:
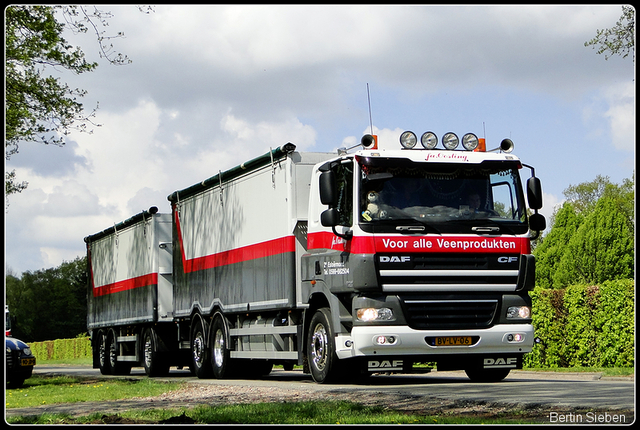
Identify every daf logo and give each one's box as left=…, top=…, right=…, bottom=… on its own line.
left=483, top=357, right=517, bottom=368
left=498, top=256, right=518, bottom=263
left=379, top=256, right=411, bottom=263
left=368, top=360, right=403, bottom=371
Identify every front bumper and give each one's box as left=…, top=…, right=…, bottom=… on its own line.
left=336, top=323, right=534, bottom=359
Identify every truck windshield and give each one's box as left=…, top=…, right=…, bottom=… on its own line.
left=359, top=162, right=528, bottom=234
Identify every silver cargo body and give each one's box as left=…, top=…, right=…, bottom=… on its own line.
left=169, top=149, right=333, bottom=318
left=85, top=211, right=173, bottom=329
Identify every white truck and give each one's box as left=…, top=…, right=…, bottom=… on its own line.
left=85, top=130, right=545, bottom=383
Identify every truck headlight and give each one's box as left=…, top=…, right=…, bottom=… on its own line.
left=442, top=132, right=459, bottom=150
left=357, top=307, right=394, bottom=322
left=507, top=306, right=531, bottom=319
left=462, top=133, right=479, bottom=151
left=400, top=131, right=417, bottom=149
left=421, top=131, right=438, bottom=149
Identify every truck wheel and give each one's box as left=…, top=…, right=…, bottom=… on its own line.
left=307, top=308, right=343, bottom=383
left=191, top=317, right=213, bottom=379
left=97, top=330, right=111, bottom=375
left=210, top=315, right=234, bottom=379
left=465, top=368, right=511, bottom=382
left=142, top=328, right=170, bottom=377
left=107, top=329, right=132, bottom=375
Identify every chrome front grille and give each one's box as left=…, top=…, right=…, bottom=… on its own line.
left=379, top=253, right=519, bottom=292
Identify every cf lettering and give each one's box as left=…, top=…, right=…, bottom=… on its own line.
left=498, top=256, right=518, bottom=263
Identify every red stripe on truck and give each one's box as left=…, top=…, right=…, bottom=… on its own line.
left=92, top=273, right=158, bottom=297
left=174, top=205, right=295, bottom=273
left=307, top=231, right=531, bottom=254
left=183, top=236, right=296, bottom=273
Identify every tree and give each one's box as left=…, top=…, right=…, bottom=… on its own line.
left=563, top=174, right=611, bottom=215
left=5, top=5, right=148, bottom=198
left=5, top=6, right=97, bottom=196
left=533, top=203, right=583, bottom=289
left=585, top=5, right=635, bottom=62
left=534, top=174, right=634, bottom=289
left=5, top=257, right=88, bottom=342
left=553, top=197, right=634, bottom=287
left=563, top=173, right=635, bottom=230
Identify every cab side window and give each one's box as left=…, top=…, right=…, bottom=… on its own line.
left=334, top=162, right=353, bottom=226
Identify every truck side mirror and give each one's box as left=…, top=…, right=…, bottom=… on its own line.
left=527, top=177, right=543, bottom=210
left=529, top=213, right=546, bottom=232
left=319, top=171, right=338, bottom=206
left=321, top=208, right=339, bottom=227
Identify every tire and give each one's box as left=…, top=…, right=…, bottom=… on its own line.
left=307, top=308, right=343, bottom=384
left=107, top=329, right=132, bottom=376
left=465, top=368, right=511, bottom=382
left=142, top=328, right=170, bottom=377
left=210, top=315, right=234, bottom=379
left=191, top=317, right=213, bottom=379
left=97, top=330, right=111, bottom=375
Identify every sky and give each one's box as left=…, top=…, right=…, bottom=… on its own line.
left=5, top=4, right=635, bottom=275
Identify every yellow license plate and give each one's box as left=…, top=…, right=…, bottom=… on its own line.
left=21, top=357, right=36, bottom=366
left=434, top=336, right=473, bottom=346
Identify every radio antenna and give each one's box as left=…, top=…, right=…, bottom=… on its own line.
left=367, top=83, right=374, bottom=135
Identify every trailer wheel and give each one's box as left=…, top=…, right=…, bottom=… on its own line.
left=107, top=329, right=131, bottom=375
left=97, top=330, right=110, bottom=375
left=142, top=328, right=170, bottom=377
left=465, top=368, right=511, bottom=382
left=191, top=317, right=213, bottom=379
left=210, top=315, right=234, bottom=379
left=307, top=308, right=343, bottom=383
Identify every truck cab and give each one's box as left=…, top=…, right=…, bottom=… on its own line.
left=302, top=131, right=545, bottom=382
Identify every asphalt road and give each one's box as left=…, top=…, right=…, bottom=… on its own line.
left=32, top=364, right=635, bottom=413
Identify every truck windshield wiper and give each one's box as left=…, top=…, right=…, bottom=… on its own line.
left=395, top=219, right=442, bottom=235
left=447, top=218, right=518, bottom=235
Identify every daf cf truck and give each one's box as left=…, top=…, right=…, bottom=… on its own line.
left=85, top=130, right=545, bottom=383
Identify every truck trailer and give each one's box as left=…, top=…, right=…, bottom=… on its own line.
left=85, top=130, right=545, bottom=383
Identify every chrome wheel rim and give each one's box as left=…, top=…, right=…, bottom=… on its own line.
left=192, top=331, right=205, bottom=368
left=144, top=333, right=153, bottom=368
left=109, top=335, right=117, bottom=368
left=99, top=334, right=107, bottom=367
left=213, top=329, right=225, bottom=368
left=310, top=323, right=328, bottom=371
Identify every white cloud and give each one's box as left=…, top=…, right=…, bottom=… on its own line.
left=539, top=192, right=564, bottom=227
left=145, top=5, right=389, bottom=71
left=603, top=81, right=635, bottom=151
left=220, top=112, right=317, bottom=153
left=72, top=99, right=167, bottom=213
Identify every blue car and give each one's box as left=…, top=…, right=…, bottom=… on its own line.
left=6, top=336, right=36, bottom=388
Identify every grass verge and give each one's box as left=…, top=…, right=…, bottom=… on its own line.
left=7, top=367, right=632, bottom=424
left=6, top=375, right=544, bottom=424
left=5, top=375, right=185, bottom=409
left=7, top=401, right=540, bottom=425
left=522, top=367, right=634, bottom=377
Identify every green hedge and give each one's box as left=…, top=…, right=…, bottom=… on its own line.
left=29, top=337, right=92, bottom=362
left=525, top=279, right=635, bottom=368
